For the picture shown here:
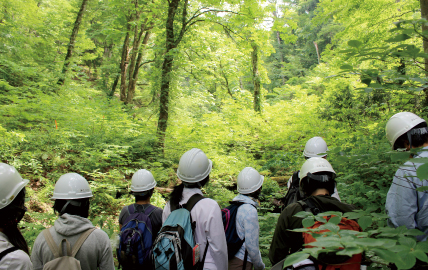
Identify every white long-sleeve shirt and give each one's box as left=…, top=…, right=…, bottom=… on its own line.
left=162, top=188, right=228, bottom=270
left=0, top=232, right=32, bottom=270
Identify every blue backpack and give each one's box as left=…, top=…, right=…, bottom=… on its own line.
left=117, top=204, right=155, bottom=268
left=152, top=194, right=209, bottom=270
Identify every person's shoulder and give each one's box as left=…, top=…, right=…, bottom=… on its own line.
left=4, top=249, right=32, bottom=266
left=281, top=201, right=304, bottom=217
left=91, top=227, right=109, bottom=239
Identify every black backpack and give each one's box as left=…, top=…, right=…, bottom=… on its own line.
left=221, top=201, right=256, bottom=270
left=281, top=170, right=306, bottom=210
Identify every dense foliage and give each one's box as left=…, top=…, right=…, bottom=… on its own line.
left=2, top=0, right=428, bottom=268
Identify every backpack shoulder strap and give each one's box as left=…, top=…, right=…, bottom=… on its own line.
left=144, top=205, right=157, bottom=216
left=43, top=229, right=60, bottom=258
left=0, top=247, right=18, bottom=261
left=71, top=228, right=96, bottom=257
left=299, top=197, right=322, bottom=215
left=128, top=204, right=135, bottom=214
left=291, top=171, right=300, bottom=187
left=185, top=194, right=205, bottom=212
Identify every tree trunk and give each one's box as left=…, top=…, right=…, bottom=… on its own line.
left=128, top=31, right=152, bottom=101
left=126, top=22, right=146, bottom=104
left=119, top=23, right=132, bottom=101
left=421, top=0, right=428, bottom=108
left=57, top=0, right=89, bottom=85
left=156, top=0, right=181, bottom=152
left=109, top=74, right=120, bottom=97
left=252, top=43, right=261, bottom=112
left=276, top=31, right=286, bottom=85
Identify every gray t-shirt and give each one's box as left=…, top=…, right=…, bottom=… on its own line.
left=119, top=204, right=163, bottom=241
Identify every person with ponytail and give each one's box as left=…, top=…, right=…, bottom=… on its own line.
left=162, top=148, right=228, bottom=270
left=0, top=163, right=32, bottom=269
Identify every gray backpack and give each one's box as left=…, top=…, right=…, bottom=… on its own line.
left=42, top=228, right=96, bottom=270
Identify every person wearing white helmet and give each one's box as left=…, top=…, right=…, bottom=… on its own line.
left=385, top=112, right=428, bottom=241
left=31, top=173, right=115, bottom=270
left=269, top=158, right=356, bottom=267
left=117, top=169, right=163, bottom=269
left=282, top=137, right=340, bottom=210
left=162, top=148, right=228, bottom=270
left=0, top=163, right=32, bottom=270
left=228, top=167, right=265, bottom=270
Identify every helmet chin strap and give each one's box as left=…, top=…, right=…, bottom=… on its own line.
left=59, top=200, right=86, bottom=215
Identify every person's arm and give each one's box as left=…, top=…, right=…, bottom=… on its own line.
left=269, top=205, right=302, bottom=265
left=386, top=166, right=418, bottom=230
left=30, top=233, right=44, bottom=270
left=242, top=206, right=265, bottom=270
left=97, top=230, right=115, bottom=270
left=205, top=204, right=228, bottom=270
left=162, top=202, right=171, bottom=224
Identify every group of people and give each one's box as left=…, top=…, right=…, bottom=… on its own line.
left=0, top=111, right=427, bottom=270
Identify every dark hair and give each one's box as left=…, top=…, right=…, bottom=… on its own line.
left=247, top=186, right=262, bottom=199
left=0, top=189, right=29, bottom=254
left=53, top=198, right=90, bottom=218
left=134, top=188, right=154, bottom=202
left=169, top=175, right=210, bottom=208
left=300, top=172, right=336, bottom=197
left=394, top=122, right=428, bottom=149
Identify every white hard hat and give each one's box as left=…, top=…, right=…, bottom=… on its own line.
left=51, top=173, right=93, bottom=200
left=303, top=137, right=328, bottom=158
left=386, top=112, right=426, bottom=150
left=299, top=157, right=336, bottom=182
left=131, top=169, right=157, bottom=192
left=0, top=163, right=29, bottom=210
left=237, top=167, right=264, bottom=194
left=177, top=148, right=212, bottom=183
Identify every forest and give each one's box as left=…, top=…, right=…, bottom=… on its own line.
left=2, top=0, right=428, bottom=268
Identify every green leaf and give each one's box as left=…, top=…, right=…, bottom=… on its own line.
left=399, top=237, right=416, bottom=248
left=282, top=252, right=310, bottom=268
left=404, top=229, right=425, bottom=236
left=294, top=211, right=313, bottom=218
left=348, top=40, right=362, bottom=48
left=390, top=245, right=411, bottom=253
left=328, top=216, right=341, bottom=225
left=302, top=217, right=315, bottom=228
left=395, top=251, right=416, bottom=269
left=372, top=248, right=397, bottom=264
left=320, top=211, right=343, bottom=217
left=353, top=238, right=387, bottom=247
left=340, top=64, right=353, bottom=70
left=416, top=241, right=428, bottom=253
left=343, top=211, right=365, bottom=220
left=319, top=222, right=340, bottom=233
left=315, top=216, right=327, bottom=223
left=337, top=247, right=363, bottom=257
left=358, top=216, right=373, bottom=231
left=416, top=186, right=428, bottom=192
left=386, top=34, right=411, bottom=42
left=416, top=163, right=428, bottom=180
left=412, top=250, right=428, bottom=262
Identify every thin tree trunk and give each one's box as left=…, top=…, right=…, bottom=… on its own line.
left=252, top=43, right=261, bottom=112
left=276, top=31, right=286, bottom=85
left=128, top=31, right=152, bottom=101
left=156, top=0, right=181, bottom=152
left=119, top=23, right=132, bottom=101
left=57, top=0, right=89, bottom=85
left=126, top=22, right=145, bottom=104
left=421, top=0, right=428, bottom=107
left=109, top=74, right=120, bottom=97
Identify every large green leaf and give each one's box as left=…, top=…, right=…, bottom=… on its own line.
left=373, top=248, right=397, bottom=264
left=343, top=211, right=365, bottom=220
left=327, top=216, right=341, bottom=225
left=399, top=237, right=416, bottom=248
left=412, top=250, right=428, bottom=263
left=302, top=217, right=315, bottom=228
left=294, top=211, right=314, bottom=218
left=416, top=241, right=428, bottom=253
left=358, top=216, right=373, bottom=231
left=337, top=247, right=363, bottom=257
left=282, top=252, right=310, bottom=268
left=385, top=34, right=411, bottom=42
left=416, top=163, right=428, bottom=180
left=348, top=40, right=362, bottom=48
